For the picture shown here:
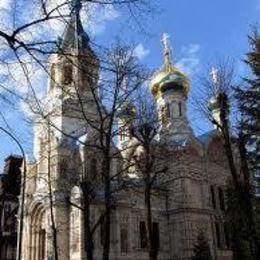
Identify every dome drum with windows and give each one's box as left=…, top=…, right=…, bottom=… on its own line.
left=150, top=33, right=190, bottom=99
left=117, top=102, right=136, bottom=121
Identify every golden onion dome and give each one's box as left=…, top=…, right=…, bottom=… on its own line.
left=150, top=33, right=190, bottom=98
left=118, top=101, right=136, bottom=121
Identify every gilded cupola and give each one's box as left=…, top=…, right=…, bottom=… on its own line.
left=150, top=33, right=190, bottom=99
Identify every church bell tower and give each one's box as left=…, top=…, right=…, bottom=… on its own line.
left=150, top=33, right=193, bottom=143
left=34, top=0, right=99, bottom=159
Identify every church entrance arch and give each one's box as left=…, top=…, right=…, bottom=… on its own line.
left=29, top=202, right=47, bottom=260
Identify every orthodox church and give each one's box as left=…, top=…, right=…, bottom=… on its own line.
left=20, top=1, right=233, bottom=260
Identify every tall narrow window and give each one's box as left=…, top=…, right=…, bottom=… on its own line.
left=152, top=222, right=160, bottom=250
left=90, top=158, right=97, bottom=180
left=39, top=229, right=46, bottom=260
left=4, top=204, right=12, bottom=232
left=161, top=105, right=169, bottom=125
left=139, top=221, right=148, bottom=248
left=121, top=133, right=125, bottom=141
left=82, top=64, right=93, bottom=86
left=178, top=102, right=182, bottom=116
left=120, top=227, right=128, bottom=253
left=166, top=103, right=170, bottom=117
left=224, top=224, right=230, bottom=248
left=62, top=64, right=73, bottom=85
left=210, top=186, right=216, bottom=209
left=218, top=187, right=225, bottom=211
left=215, top=222, right=221, bottom=248
left=100, top=219, right=105, bottom=246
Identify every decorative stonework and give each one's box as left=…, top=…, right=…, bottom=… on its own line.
left=19, top=24, right=233, bottom=260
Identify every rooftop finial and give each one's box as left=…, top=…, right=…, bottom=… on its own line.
left=61, top=0, right=90, bottom=51
left=70, top=0, right=82, bottom=14
left=210, top=67, right=219, bottom=94
left=161, top=33, right=172, bottom=68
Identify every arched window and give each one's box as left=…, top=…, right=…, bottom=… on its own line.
left=90, top=158, right=97, bottom=180
left=166, top=103, right=170, bottom=117
left=215, top=222, right=221, bottom=248
left=119, top=129, right=126, bottom=142
left=178, top=102, right=182, bottom=117
left=30, top=204, right=47, bottom=260
left=224, top=224, right=230, bottom=248
left=161, top=104, right=170, bottom=125
left=62, top=64, right=73, bottom=85
left=139, top=221, right=148, bottom=248
left=39, top=229, right=46, bottom=260
left=178, top=102, right=182, bottom=116
left=218, top=187, right=225, bottom=211
left=82, top=65, right=92, bottom=86
left=120, top=226, right=128, bottom=253
left=152, top=222, right=160, bottom=250
left=210, top=186, right=216, bottom=209
left=100, top=219, right=105, bottom=246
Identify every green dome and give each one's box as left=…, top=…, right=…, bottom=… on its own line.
left=150, top=65, right=190, bottom=98
left=150, top=34, right=190, bottom=98
left=159, top=71, right=189, bottom=94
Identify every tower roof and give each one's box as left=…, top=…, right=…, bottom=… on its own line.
left=61, top=0, right=90, bottom=51
left=150, top=33, right=190, bottom=98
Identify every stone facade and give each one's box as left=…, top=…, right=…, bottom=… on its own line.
left=20, top=4, right=233, bottom=260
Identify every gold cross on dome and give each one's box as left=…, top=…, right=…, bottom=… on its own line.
left=210, top=67, right=219, bottom=84
left=161, top=33, right=172, bottom=66
left=162, top=33, right=170, bottom=52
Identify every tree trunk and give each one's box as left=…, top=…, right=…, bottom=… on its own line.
left=47, top=121, right=59, bottom=260
left=145, top=184, right=156, bottom=260
left=218, top=94, right=259, bottom=260
left=81, top=182, right=94, bottom=260
left=144, top=145, right=158, bottom=260
left=48, top=178, right=59, bottom=260
left=102, top=156, right=111, bottom=260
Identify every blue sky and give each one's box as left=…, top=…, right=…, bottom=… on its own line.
left=0, top=0, right=259, bottom=171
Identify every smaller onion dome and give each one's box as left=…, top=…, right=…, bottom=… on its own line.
left=208, top=96, right=220, bottom=111
left=118, top=101, right=136, bottom=121
left=150, top=33, right=190, bottom=98
left=208, top=92, right=229, bottom=113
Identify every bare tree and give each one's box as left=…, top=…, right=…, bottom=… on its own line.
left=0, top=1, right=156, bottom=260
left=46, top=119, right=59, bottom=260
left=193, top=62, right=259, bottom=260
left=83, top=43, right=149, bottom=260
left=38, top=41, right=150, bottom=260
left=127, top=89, right=168, bottom=260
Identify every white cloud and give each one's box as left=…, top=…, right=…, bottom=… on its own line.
left=176, top=44, right=200, bottom=77
left=25, top=1, right=120, bottom=39
left=0, top=52, right=48, bottom=119
left=0, top=0, right=13, bottom=33
left=13, top=0, right=119, bottom=45
left=0, top=0, right=121, bottom=117
left=134, top=43, right=150, bottom=60
left=82, top=3, right=120, bottom=35
left=0, top=0, right=11, bottom=9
